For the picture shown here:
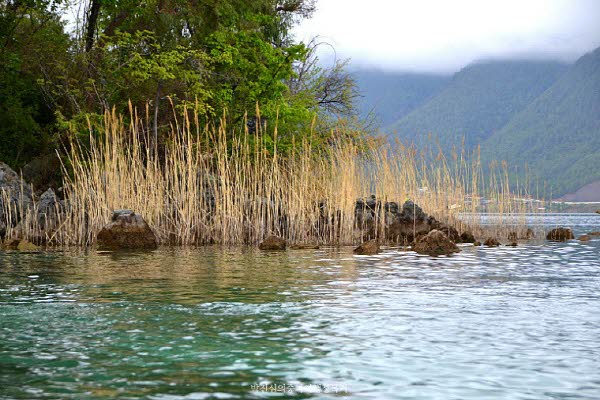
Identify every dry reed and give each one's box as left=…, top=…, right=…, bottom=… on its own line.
left=2, top=107, right=544, bottom=246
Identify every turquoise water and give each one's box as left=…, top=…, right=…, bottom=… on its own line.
left=1, top=215, right=600, bottom=399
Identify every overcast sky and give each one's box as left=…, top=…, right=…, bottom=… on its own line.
left=293, top=0, right=600, bottom=74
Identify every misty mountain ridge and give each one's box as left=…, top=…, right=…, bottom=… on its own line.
left=480, top=47, right=600, bottom=199
left=354, top=50, right=600, bottom=199
left=352, top=69, right=450, bottom=126
left=384, top=59, right=569, bottom=149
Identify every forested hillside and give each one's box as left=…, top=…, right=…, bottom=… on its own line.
left=352, top=69, right=449, bottom=127
left=480, top=47, right=600, bottom=198
left=386, top=60, right=568, bottom=149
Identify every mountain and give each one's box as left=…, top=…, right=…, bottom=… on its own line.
left=385, top=60, right=568, bottom=149
left=480, top=47, right=600, bottom=199
left=352, top=69, right=449, bottom=127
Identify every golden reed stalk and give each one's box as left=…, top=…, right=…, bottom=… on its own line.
left=2, top=107, right=544, bottom=246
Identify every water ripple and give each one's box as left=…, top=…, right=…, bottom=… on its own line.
left=1, top=216, right=600, bottom=399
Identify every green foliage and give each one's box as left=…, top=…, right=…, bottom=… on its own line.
left=0, top=0, right=70, bottom=167
left=0, top=0, right=361, bottom=173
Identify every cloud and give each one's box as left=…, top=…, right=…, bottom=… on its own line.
left=293, top=0, right=600, bottom=73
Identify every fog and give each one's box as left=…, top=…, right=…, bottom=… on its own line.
left=294, top=0, right=600, bottom=73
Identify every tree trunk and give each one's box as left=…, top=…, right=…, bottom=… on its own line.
left=85, top=0, right=102, bottom=52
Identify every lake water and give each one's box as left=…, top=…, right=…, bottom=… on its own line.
left=1, top=215, right=600, bottom=399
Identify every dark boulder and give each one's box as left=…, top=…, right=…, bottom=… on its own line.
left=412, top=229, right=460, bottom=256
left=438, top=225, right=460, bottom=242
left=546, top=228, right=574, bottom=241
left=484, top=238, right=500, bottom=247
left=353, top=239, right=380, bottom=255
left=385, top=200, right=436, bottom=243
left=259, top=235, right=286, bottom=250
left=459, top=231, right=476, bottom=243
left=97, top=210, right=158, bottom=250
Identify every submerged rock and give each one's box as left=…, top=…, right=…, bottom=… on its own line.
left=588, top=231, right=600, bottom=236
left=353, top=239, right=380, bottom=255
left=546, top=228, right=574, bottom=242
left=578, top=235, right=590, bottom=242
left=17, top=239, right=40, bottom=251
left=290, top=244, right=319, bottom=250
left=2, top=238, right=20, bottom=249
left=259, top=235, right=286, bottom=250
left=97, top=210, right=158, bottom=250
left=484, top=238, right=500, bottom=247
left=412, top=229, right=460, bottom=256
left=1, top=238, right=39, bottom=251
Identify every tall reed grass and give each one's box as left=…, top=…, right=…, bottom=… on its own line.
left=2, top=107, right=543, bottom=246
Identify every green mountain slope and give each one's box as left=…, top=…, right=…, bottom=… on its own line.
left=352, top=69, right=449, bottom=127
left=386, top=60, right=568, bottom=149
left=481, top=47, right=600, bottom=197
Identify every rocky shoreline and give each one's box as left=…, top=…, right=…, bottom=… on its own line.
left=0, top=161, right=591, bottom=255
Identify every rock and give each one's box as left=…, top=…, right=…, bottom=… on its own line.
left=546, top=228, right=574, bottom=241
left=385, top=200, right=437, bottom=243
left=16, top=239, right=40, bottom=251
left=353, top=239, right=380, bottom=255
left=438, top=225, right=460, bottom=242
left=521, top=228, right=535, bottom=240
left=97, top=210, right=158, bottom=250
left=258, top=235, right=286, bottom=250
left=459, top=231, right=476, bottom=243
left=412, top=229, right=460, bottom=256
left=1, top=237, right=39, bottom=251
left=2, top=238, right=21, bottom=249
left=508, top=242, right=518, bottom=247
left=578, top=235, right=590, bottom=241
left=473, top=241, right=482, bottom=246
left=0, top=162, right=33, bottom=226
left=290, top=244, right=319, bottom=250
left=596, top=210, right=600, bottom=214
left=21, top=154, right=63, bottom=195
left=484, top=238, right=500, bottom=247
left=588, top=231, right=600, bottom=236
left=36, top=188, right=64, bottom=232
